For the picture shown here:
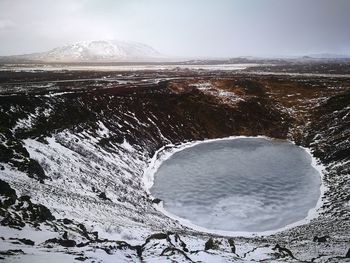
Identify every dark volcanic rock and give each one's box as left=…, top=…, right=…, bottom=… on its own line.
left=0, top=180, right=55, bottom=230
left=346, top=248, right=350, bottom=258
left=27, top=159, right=48, bottom=183
left=1, top=215, right=25, bottom=229
left=205, top=237, right=219, bottom=250
left=63, top=218, right=73, bottom=224
left=60, top=239, right=76, bottom=247
left=98, top=192, right=111, bottom=201
left=0, top=249, right=25, bottom=256
left=45, top=238, right=76, bottom=247
left=29, top=204, right=55, bottom=222
left=145, top=233, right=169, bottom=243
left=12, top=238, right=35, bottom=246
left=313, top=235, right=330, bottom=243
left=18, top=238, right=35, bottom=246
left=273, top=244, right=296, bottom=259
left=75, top=256, right=88, bottom=261
left=0, top=179, right=17, bottom=207
left=0, top=145, right=14, bottom=163
left=228, top=238, right=236, bottom=253
left=151, top=198, right=162, bottom=204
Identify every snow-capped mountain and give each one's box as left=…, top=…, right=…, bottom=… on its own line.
left=4, top=40, right=163, bottom=62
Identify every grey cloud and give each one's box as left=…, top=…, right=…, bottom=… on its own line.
left=0, top=0, right=349, bottom=57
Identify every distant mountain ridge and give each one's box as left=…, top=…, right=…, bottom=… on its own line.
left=0, top=40, right=163, bottom=62
left=305, top=53, right=350, bottom=59
left=1, top=41, right=350, bottom=63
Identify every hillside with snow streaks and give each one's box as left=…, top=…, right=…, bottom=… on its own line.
left=0, top=68, right=350, bottom=262
left=3, top=40, right=162, bottom=62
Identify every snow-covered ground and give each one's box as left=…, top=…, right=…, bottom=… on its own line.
left=0, top=63, right=258, bottom=72
left=0, top=70, right=349, bottom=262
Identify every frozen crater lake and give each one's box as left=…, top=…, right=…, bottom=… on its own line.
left=151, top=138, right=321, bottom=233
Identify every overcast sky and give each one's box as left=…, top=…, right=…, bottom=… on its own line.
left=0, top=0, right=349, bottom=57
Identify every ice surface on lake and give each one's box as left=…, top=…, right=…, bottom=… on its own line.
left=151, top=138, right=321, bottom=232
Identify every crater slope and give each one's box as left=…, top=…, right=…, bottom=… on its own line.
left=0, top=67, right=349, bottom=262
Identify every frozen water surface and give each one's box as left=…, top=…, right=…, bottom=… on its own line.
left=151, top=138, right=321, bottom=232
